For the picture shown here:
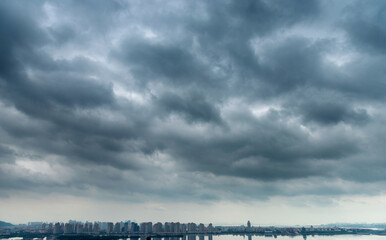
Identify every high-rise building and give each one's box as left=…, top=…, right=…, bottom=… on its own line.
left=53, top=222, right=62, bottom=234
left=146, top=222, right=153, bottom=233
left=114, top=222, right=121, bottom=233
left=84, top=223, right=89, bottom=233
left=208, top=223, right=214, bottom=232
left=198, top=223, right=205, bottom=233
left=247, top=221, right=251, bottom=229
left=171, top=222, right=176, bottom=232
left=188, top=223, right=197, bottom=233
left=101, top=222, right=108, bottom=231
left=175, top=222, right=180, bottom=233
left=76, top=223, right=83, bottom=234
left=164, top=222, right=171, bottom=233
left=89, top=223, right=93, bottom=233
left=93, top=222, right=99, bottom=233
left=181, top=224, right=187, bottom=233
left=131, top=222, right=139, bottom=232
left=48, top=223, right=53, bottom=234
left=64, top=223, right=74, bottom=234
left=153, top=222, right=163, bottom=233
left=107, top=222, right=114, bottom=234
left=140, top=223, right=146, bottom=233
left=139, top=222, right=153, bottom=233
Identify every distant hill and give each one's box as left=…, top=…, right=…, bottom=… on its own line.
left=0, top=221, right=13, bottom=228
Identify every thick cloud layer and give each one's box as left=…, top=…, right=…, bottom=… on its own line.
left=1, top=0, right=386, bottom=206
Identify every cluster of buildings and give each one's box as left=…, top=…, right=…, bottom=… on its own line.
left=136, top=222, right=215, bottom=234
left=13, top=221, right=101, bottom=235
left=2, top=221, right=386, bottom=238
left=14, top=221, right=217, bottom=235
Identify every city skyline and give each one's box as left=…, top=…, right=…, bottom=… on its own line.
left=1, top=0, right=386, bottom=225
left=3, top=220, right=386, bottom=239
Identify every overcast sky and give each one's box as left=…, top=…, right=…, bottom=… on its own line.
left=1, top=0, right=386, bottom=225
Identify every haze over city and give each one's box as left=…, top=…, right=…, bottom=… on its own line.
left=1, top=0, right=386, bottom=226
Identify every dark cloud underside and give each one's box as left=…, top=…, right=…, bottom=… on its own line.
left=0, top=0, right=386, bottom=202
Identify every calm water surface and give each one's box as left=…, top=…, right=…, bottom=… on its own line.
left=150, top=235, right=386, bottom=240
left=210, top=235, right=386, bottom=240
left=3, top=235, right=386, bottom=240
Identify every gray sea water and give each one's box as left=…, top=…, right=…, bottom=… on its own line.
left=2, top=235, right=386, bottom=240
left=210, top=235, right=386, bottom=240
left=148, top=235, right=386, bottom=240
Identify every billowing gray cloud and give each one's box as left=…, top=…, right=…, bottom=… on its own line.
left=155, top=91, right=222, bottom=124
left=298, top=101, right=369, bottom=125
left=1, top=0, right=386, bottom=208
left=341, top=1, right=386, bottom=54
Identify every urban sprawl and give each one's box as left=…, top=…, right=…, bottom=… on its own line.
left=1, top=221, right=386, bottom=239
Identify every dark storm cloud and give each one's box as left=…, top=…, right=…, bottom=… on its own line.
left=159, top=109, right=359, bottom=181
left=189, top=0, right=319, bottom=45
left=182, top=0, right=320, bottom=98
left=0, top=0, right=136, bottom=169
left=0, top=144, right=14, bottom=163
left=298, top=101, right=369, bottom=125
left=257, top=37, right=327, bottom=95
left=0, top=1, right=115, bottom=111
left=1, top=0, right=386, bottom=202
left=114, top=40, right=217, bottom=87
left=155, top=91, right=222, bottom=124
left=341, top=1, right=386, bottom=54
